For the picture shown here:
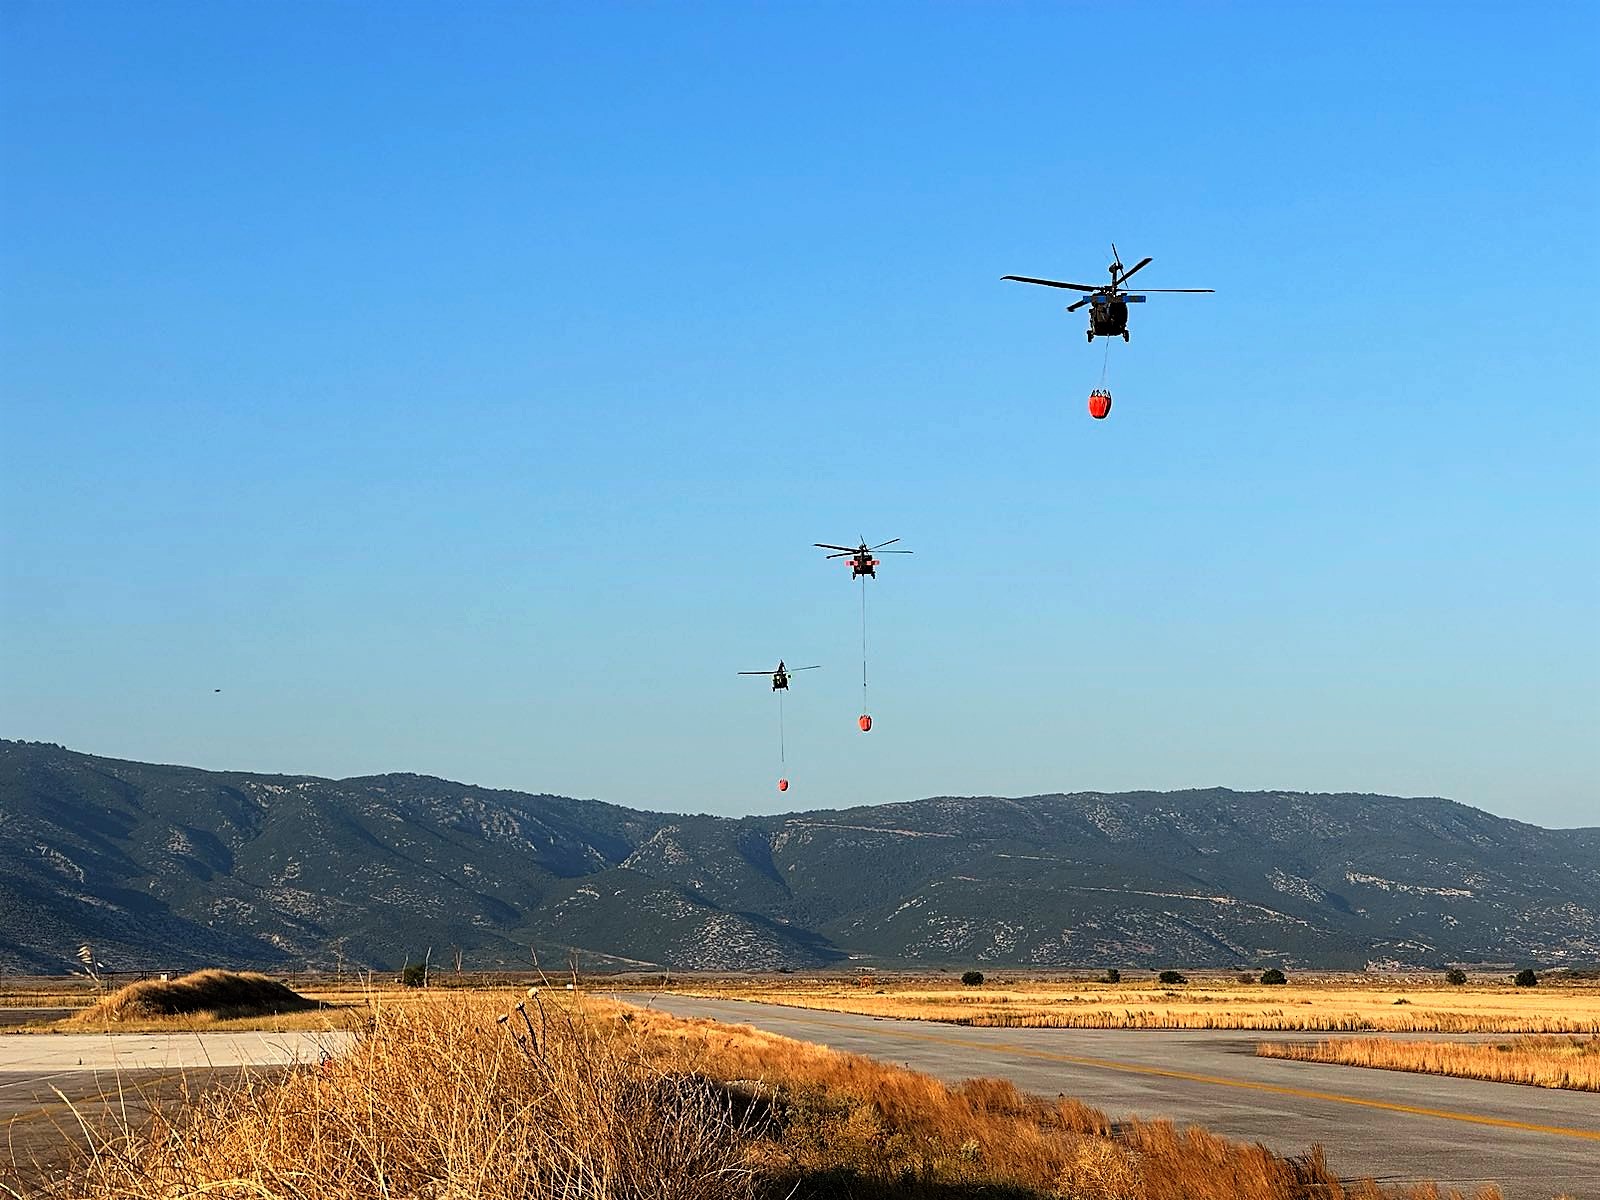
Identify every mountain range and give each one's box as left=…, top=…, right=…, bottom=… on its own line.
left=3, top=739, right=1596, bottom=974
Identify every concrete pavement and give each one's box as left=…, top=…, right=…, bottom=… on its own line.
left=0, top=1030, right=346, bottom=1191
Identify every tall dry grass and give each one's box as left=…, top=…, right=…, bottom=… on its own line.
left=33, top=992, right=750, bottom=1200
left=1257, top=1035, right=1600, bottom=1091
left=21, top=992, right=1501, bottom=1200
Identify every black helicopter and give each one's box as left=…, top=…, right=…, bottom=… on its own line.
left=738, top=660, right=820, bottom=691
left=1003, top=244, right=1212, bottom=342
left=816, top=538, right=913, bottom=579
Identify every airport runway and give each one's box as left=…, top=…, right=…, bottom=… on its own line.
left=642, top=995, right=1600, bottom=1200
left=2, top=1011, right=1592, bottom=1197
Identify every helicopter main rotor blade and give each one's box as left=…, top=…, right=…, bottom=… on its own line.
left=870, top=538, right=901, bottom=549
left=794, top=665, right=822, bottom=671
left=1136, top=288, right=1215, bottom=293
left=737, top=670, right=772, bottom=675
left=815, top=543, right=857, bottom=552
left=1002, top=275, right=1099, bottom=292
left=877, top=549, right=914, bottom=554
left=1115, top=256, right=1153, bottom=284
left=1066, top=298, right=1091, bottom=312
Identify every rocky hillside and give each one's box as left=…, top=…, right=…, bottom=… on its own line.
left=2, top=740, right=1595, bottom=973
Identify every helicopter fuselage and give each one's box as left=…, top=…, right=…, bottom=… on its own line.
left=849, top=557, right=878, bottom=579
left=1088, top=299, right=1129, bottom=338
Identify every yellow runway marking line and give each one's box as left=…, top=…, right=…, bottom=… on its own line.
left=695, top=1002, right=1600, bottom=1144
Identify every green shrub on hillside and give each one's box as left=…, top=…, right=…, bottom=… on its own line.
left=961, top=970, right=984, bottom=986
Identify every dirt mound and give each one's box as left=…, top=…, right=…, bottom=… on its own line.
left=72, top=970, right=319, bottom=1023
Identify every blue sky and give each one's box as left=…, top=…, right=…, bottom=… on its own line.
left=2, top=2, right=1596, bottom=826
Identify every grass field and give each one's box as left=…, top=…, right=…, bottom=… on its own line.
left=646, top=974, right=1600, bottom=1033
left=13, top=989, right=1500, bottom=1200
left=1258, top=1034, right=1600, bottom=1091
left=8, top=972, right=1599, bottom=1035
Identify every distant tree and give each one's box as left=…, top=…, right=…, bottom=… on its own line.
left=400, top=961, right=429, bottom=988
left=961, top=970, right=985, bottom=986
left=1444, top=968, right=1468, bottom=985
left=1158, top=970, right=1187, bottom=985
left=1238, top=972, right=1255, bottom=983
left=1514, top=968, right=1538, bottom=988
left=1260, top=968, right=1287, bottom=985
left=1103, top=969, right=1120, bottom=984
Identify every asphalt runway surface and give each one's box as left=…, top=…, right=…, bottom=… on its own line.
left=0, top=1030, right=341, bottom=1192
left=642, top=994, right=1600, bottom=1200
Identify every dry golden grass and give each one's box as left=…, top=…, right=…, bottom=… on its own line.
left=1257, top=1035, right=1600, bottom=1091
left=658, top=976, right=1600, bottom=1033
left=47, top=1002, right=372, bottom=1035
left=17, top=991, right=1499, bottom=1200
left=62, top=969, right=322, bottom=1027
left=27, top=992, right=750, bottom=1200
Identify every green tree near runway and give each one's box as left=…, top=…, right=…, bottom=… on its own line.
left=1514, top=968, right=1538, bottom=987
left=1103, top=968, right=1120, bottom=984
left=1260, top=968, right=1287, bottom=985
left=1445, top=968, right=1468, bottom=985
left=1158, top=970, right=1187, bottom=985
left=961, top=970, right=984, bottom=986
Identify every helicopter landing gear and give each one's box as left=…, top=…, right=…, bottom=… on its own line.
left=1086, top=330, right=1094, bottom=343
left=1122, top=331, right=1130, bottom=342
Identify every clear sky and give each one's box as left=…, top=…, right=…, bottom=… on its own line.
left=2, top=2, right=1596, bottom=827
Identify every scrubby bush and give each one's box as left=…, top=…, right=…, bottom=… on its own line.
left=400, top=961, right=429, bottom=988
left=1158, top=970, right=1187, bottom=985
left=1514, top=968, right=1538, bottom=988
left=1259, top=968, right=1287, bottom=985
left=961, top=970, right=985, bottom=986
left=1103, top=968, right=1120, bottom=984
left=1445, top=968, right=1468, bottom=985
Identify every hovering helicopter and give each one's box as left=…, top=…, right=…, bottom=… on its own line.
left=738, top=660, right=820, bottom=691
left=815, top=538, right=913, bottom=579
left=1003, top=244, right=1212, bottom=342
